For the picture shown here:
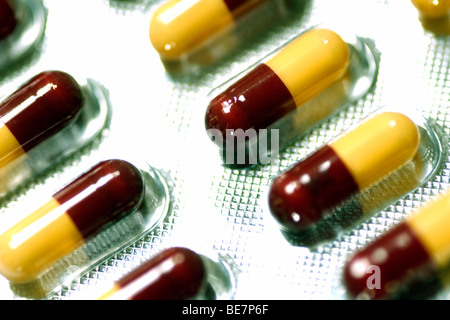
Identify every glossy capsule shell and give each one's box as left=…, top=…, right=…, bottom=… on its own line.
left=98, top=247, right=206, bottom=300
left=344, top=189, right=450, bottom=300
left=269, top=112, right=420, bottom=232
left=205, top=28, right=350, bottom=141
left=411, top=0, right=449, bottom=18
left=0, top=159, right=144, bottom=283
left=0, top=71, right=83, bottom=168
left=150, top=0, right=264, bottom=61
left=0, top=0, right=16, bottom=40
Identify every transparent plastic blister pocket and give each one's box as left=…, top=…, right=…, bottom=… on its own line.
left=0, top=157, right=170, bottom=299
left=88, top=246, right=236, bottom=300
left=265, top=106, right=443, bottom=248
left=0, top=0, right=46, bottom=72
left=0, top=74, right=111, bottom=199
left=0, top=0, right=448, bottom=302
left=152, top=0, right=312, bottom=76
left=198, top=250, right=237, bottom=300
left=205, top=24, right=379, bottom=167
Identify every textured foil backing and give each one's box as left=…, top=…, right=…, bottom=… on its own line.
left=0, top=0, right=448, bottom=300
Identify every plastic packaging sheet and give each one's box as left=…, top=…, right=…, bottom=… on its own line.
left=0, top=0, right=449, bottom=299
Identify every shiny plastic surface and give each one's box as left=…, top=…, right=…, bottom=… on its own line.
left=267, top=107, right=441, bottom=245
left=150, top=0, right=309, bottom=74
left=0, top=71, right=111, bottom=198
left=0, top=0, right=46, bottom=72
left=0, top=0, right=448, bottom=300
left=344, top=188, right=450, bottom=299
left=0, top=157, right=169, bottom=299
left=96, top=246, right=235, bottom=300
left=205, top=24, right=378, bottom=167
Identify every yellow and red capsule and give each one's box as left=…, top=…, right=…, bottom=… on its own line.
left=0, top=71, right=83, bottom=168
left=98, top=247, right=206, bottom=300
left=344, top=189, right=450, bottom=299
left=411, top=0, right=449, bottom=18
left=149, top=0, right=265, bottom=61
left=0, top=159, right=144, bottom=283
left=269, top=112, right=420, bottom=232
left=0, top=0, right=16, bottom=40
left=205, top=28, right=350, bottom=142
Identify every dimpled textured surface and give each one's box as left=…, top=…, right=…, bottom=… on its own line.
left=0, top=0, right=448, bottom=300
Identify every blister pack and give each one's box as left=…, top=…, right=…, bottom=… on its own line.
left=0, top=0, right=448, bottom=300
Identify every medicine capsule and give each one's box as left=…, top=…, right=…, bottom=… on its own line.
left=269, top=112, right=420, bottom=232
left=0, top=0, right=16, bottom=40
left=150, top=0, right=264, bottom=61
left=205, top=28, right=350, bottom=141
left=411, top=0, right=449, bottom=18
left=98, top=247, right=206, bottom=300
left=343, top=189, right=450, bottom=299
left=0, top=71, right=83, bottom=168
left=0, top=159, right=144, bottom=283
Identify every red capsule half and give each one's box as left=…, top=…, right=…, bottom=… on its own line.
left=268, top=112, right=420, bottom=232
left=205, top=28, right=350, bottom=142
left=0, top=159, right=145, bottom=283
left=98, top=247, right=206, bottom=300
left=53, top=159, right=145, bottom=238
left=269, top=145, right=359, bottom=232
left=0, top=71, right=83, bottom=167
left=343, top=223, right=436, bottom=300
left=0, top=0, right=16, bottom=40
left=343, top=189, right=450, bottom=299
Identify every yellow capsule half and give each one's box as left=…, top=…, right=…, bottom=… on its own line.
left=265, top=28, right=350, bottom=109
left=344, top=189, right=450, bottom=300
left=0, top=121, right=25, bottom=168
left=411, top=0, right=449, bottom=18
left=149, top=0, right=264, bottom=60
left=268, top=111, right=421, bottom=232
left=330, top=112, right=420, bottom=190
left=0, top=159, right=145, bottom=283
left=408, top=190, right=450, bottom=268
left=205, top=28, right=351, bottom=140
left=0, top=198, right=83, bottom=283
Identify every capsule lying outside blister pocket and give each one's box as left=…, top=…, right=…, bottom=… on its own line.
left=149, top=0, right=310, bottom=73
left=0, top=0, right=46, bottom=72
left=267, top=107, right=442, bottom=246
left=204, top=26, right=378, bottom=167
left=0, top=70, right=111, bottom=197
left=96, top=247, right=236, bottom=300
left=343, top=188, right=450, bottom=300
left=0, top=158, right=169, bottom=299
